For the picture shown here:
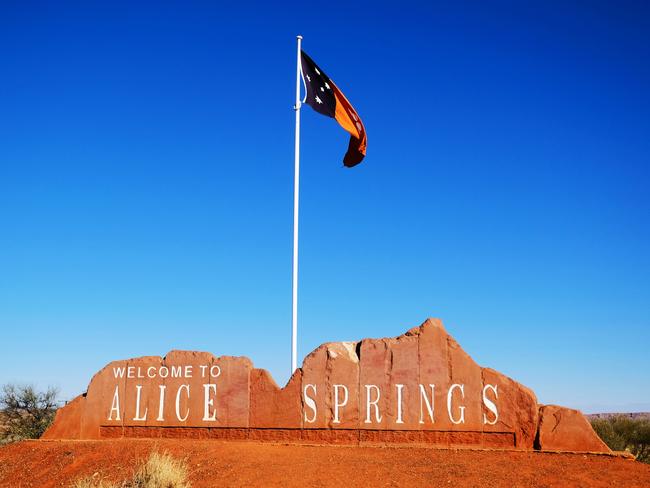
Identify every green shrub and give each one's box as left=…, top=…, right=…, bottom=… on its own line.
left=0, top=384, right=58, bottom=443
left=591, top=415, right=650, bottom=463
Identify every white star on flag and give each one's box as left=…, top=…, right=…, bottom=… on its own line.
left=315, top=67, right=320, bottom=74
left=306, top=74, right=311, bottom=82
left=315, top=96, right=323, bottom=104
left=324, top=82, right=330, bottom=89
left=320, top=87, right=325, bottom=92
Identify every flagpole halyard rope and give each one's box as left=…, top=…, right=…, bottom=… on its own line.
left=291, top=35, right=303, bottom=374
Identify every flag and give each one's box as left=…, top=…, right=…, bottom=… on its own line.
left=300, top=50, right=367, bottom=167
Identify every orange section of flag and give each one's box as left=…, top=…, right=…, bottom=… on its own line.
left=332, top=81, right=367, bottom=167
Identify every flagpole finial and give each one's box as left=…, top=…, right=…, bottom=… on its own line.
left=297, top=35, right=303, bottom=40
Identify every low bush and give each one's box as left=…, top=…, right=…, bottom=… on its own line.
left=0, top=384, right=58, bottom=444
left=591, top=415, right=650, bottom=463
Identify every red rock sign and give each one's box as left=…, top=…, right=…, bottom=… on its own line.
left=44, top=319, right=609, bottom=452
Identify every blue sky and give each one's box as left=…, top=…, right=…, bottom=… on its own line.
left=1, top=1, right=648, bottom=413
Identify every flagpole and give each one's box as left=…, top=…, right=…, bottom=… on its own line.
left=291, top=35, right=302, bottom=374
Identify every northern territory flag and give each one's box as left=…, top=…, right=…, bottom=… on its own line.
left=300, top=50, right=367, bottom=167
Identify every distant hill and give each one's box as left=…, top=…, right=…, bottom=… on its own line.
left=587, top=412, right=650, bottom=420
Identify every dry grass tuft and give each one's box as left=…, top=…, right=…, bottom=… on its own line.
left=70, top=451, right=189, bottom=488
left=70, top=475, right=119, bottom=488
left=131, top=451, right=189, bottom=488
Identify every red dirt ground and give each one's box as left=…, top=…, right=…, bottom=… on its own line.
left=1, top=439, right=649, bottom=488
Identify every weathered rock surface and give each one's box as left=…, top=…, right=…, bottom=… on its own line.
left=250, top=369, right=302, bottom=428
left=42, top=394, right=84, bottom=439
left=536, top=405, right=610, bottom=453
left=43, top=318, right=609, bottom=453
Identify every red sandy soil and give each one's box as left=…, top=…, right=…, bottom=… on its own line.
left=1, top=439, right=649, bottom=488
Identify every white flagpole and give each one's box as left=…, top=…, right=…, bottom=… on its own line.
left=291, top=35, right=303, bottom=374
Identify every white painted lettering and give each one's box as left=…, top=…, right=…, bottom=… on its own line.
left=113, top=367, right=125, bottom=378
left=210, top=365, right=221, bottom=378
left=202, top=384, right=217, bottom=421
left=132, top=385, right=148, bottom=421
left=175, top=384, right=190, bottom=421
left=156, top=385, right=166, bottom=421
left=364, top=385, right=382, bottom=424
left=108, top=385, right=121, bottom=421
left=447, top=383, right=465, bottom=425
left=333, top=384, right=348, bottom=424
left=303, top=384, right=317, bottom=423
left=395, top=384, right=405, bottom=424
left=419, top=384, right=435, bottom=424
left=482, top=384, right=499, bottom=425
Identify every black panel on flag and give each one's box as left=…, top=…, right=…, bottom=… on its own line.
left=300, top=51, right=336, bottom=118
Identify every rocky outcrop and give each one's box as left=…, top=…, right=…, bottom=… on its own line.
left=536, top=405, right=610, bottom=452
left=43, top=318, right=609, bottom=453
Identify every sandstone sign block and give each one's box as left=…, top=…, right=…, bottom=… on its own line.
left=44, top=318, right=609, bottom=453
